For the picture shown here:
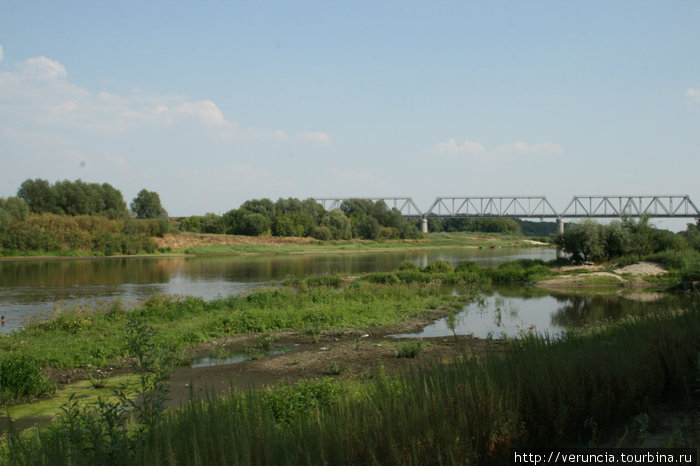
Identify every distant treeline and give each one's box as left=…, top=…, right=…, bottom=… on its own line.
left=426, top=217, right=557, bottom=237
left=176, top=201, right=559, bottom=240
left=177, top=198, right=422, bottom=240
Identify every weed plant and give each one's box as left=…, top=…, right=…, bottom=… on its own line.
left=0, top=354, right=54, bottom=404
left=393, top=340, right=425, bottom=358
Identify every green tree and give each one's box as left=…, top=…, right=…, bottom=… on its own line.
left=240, top=199, right=276, bottom=218
left=179, top=216, right=202, bottom=233
left=621, top=216, right=656, bottom=256
left=17, top=178, right=58, bottom=214
left=273, top=214, right=303, bottom=237
left=554, top=220, right=604, bottom=262
left=200, top=213, right=224, bottom=234
left=131, top=189, right=168, bottom=219
left=321, top=209, right=352, bottom=240
left=602, top=221, right=630, bottom=258
left=355, top=215, right=381, bottom=239
left=100, top=183, right=128, bottom=219
left=240, top=213, right=270, bottom=236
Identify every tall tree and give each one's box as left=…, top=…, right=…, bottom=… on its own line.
left=17, top=178, right=58, bottom=214
left=131, top=189, right=168, bottom=219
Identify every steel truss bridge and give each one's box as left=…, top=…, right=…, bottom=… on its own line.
left=313, top=195, right=700, bottom=221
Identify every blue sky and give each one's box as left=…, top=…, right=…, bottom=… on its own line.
left=1, top=1, right=699, bottom=228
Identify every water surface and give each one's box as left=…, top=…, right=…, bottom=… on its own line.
left=0, top=248, right=554, bottom=333
left=394, top=287, right=696, bottom=339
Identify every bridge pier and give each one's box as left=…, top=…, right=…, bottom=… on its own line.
left=556, top=218, right=565, bottom=259
left=420, top=217, right=428, bottom=233
left=556, top=218, right=564, bottom=235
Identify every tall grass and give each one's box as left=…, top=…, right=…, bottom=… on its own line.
left=4, top=309, right=698, bottom=465
left=0, top=355, right=54, bottom=404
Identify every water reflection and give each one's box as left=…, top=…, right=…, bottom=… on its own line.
left=0, top=248, right=554, bottom=333
left=394, top=288, right=696, bottom=339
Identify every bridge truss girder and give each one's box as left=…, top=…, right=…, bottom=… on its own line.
left=424, top=196, right=559, bottom=219
left=560, top=195, right=700, bottom=218
left=313, top=197, right=423, bottom=217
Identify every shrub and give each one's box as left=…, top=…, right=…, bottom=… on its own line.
left=0, top=354, right=54, bottom=403
left=305, top=274, right=341, bottom=287
left=394, top=340, right=425, bottom=358
left=263, top=377, right=342, bottom=425
left=363, top=272, right=400, bottom=284
left=423, top=260, right=454, bottom=274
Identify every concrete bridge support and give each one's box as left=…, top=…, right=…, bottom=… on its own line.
left=556, top=217, right=565, bottom=235
left=556, top=217, right=565, bottom=259
left=420, top=218, right=428, bottom=233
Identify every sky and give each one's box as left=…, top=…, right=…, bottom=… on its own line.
left=1, top=1, right=699, bottom=229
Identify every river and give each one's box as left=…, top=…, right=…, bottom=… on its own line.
left=2, top=247, right=694, bottom=338
left=0, top=247, right=553, bottom=333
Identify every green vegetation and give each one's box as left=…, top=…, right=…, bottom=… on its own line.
left=1, top=179, right=171, bottom=256
left=362, top=258, right=551, bottom=286
left=0, top=355, right=55, bottom=404
left=554, top=217, right=700, bottom=286
left=177, top=197, right=422, bottom=240
left=130, top=189, right=168, bottom=219
left=393, top=340, right=425, bottom=358
left=183, top=232, right=541, bottom=257
left=0, top=272, right=473, bottom=374
left=0, top=259, right=554, bottom=401
left=3, top=309, right=697, bottom=465
left=0, top=213, right=166, bottom=256
left=18, top=179, right=128, bottom=219
left=554, top=216, right=694, bottom=263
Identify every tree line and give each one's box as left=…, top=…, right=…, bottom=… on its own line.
left=15, top=179, right=167, bottom=219
left=177, top=198, right=422, bottom=240
left=0, top=179, right=169, bottom=255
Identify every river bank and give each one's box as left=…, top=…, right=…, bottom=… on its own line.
left=0, top=231, right=549, bottom=262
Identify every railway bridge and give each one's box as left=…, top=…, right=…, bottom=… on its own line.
left=314, top=195, right=700, bottom=233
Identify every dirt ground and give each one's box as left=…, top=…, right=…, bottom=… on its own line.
left=166, top=314, right=506, bottom=407
left=153, top=232, right=320, bottom=250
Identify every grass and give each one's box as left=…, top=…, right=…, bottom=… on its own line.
left=2, top=374, right=141, bottom=422
left=2, top=309, right=697, bottom=465
left=182, top=232, right=549, bottom=257
left=0, top=278, right=470, bottom=374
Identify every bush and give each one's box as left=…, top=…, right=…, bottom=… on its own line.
left=394, top=340, right=425, bottom=358
left=363, top=272, right=400, bottom=284
left=0, top=354, right=54, bottom=403
left=398, top=261, right=420, bottom=272
left=423, top=260, right=454, bottom=274
left=305, top=274, right=341, bottom=287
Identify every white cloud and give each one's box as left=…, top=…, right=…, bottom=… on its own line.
left=295, top=131, right=333, bottom=146
left=0, top=45, right=4, bottom=62
left=435, top=138, right=486, bottom=155
left=17, top=56, right=67, bottom=80
left=172, top=100, right=225, bottom=125
left=687, top=88, right=700, bottom=101
left=0, top=53, right=330, bottom=143
left=496, top=141, right=564, bottom=156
